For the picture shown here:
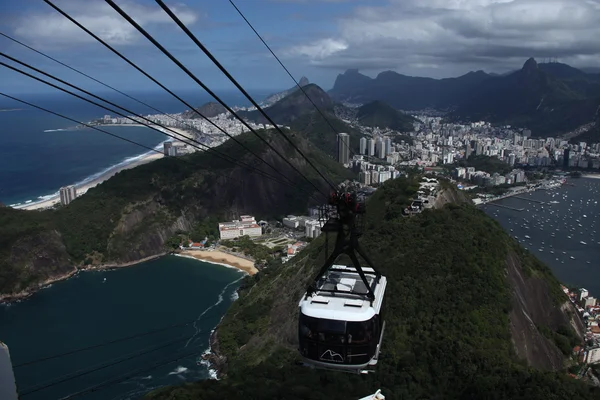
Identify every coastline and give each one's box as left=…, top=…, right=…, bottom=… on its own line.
left=178, top=250, right=258, bottom=275
left=12, top=126, right=196, bottom=211
left=582, top=174, right=600, bottom=179
left=0, top=249, right=256, bottom=305
left=0, top=253, right=166, bottom=305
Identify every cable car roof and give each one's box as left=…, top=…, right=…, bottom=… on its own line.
left=299, top=265, right=387, bottom=322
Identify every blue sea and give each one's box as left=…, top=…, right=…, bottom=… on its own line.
left=0, top=256, right=244, bottom=400
left=0, top=90, right=267, bottom=206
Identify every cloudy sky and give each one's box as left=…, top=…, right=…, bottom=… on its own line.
left=1, top=0, right=599, bottom=95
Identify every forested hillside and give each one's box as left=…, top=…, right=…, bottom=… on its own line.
left=148, top=178, right=597, bottom=400
left=0, top=130, right=353, bottom=299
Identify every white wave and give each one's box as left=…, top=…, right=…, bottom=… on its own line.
left=184, top=275, right=245, bottom=348
left=168, top=366, right=188, bottom=376
left=230, top=290, right=239, bottom=301
left=14, top=137, right=170, bottom=207
left=43, top=128, right=68, bottom=132
left=174, top=254, right=248, bottom=275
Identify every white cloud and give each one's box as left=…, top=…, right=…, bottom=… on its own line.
left=290, top=38, right=348, bottom=60
left=14, top=0, right=199, bottom=48
left=287, top=0, right=600, bottom=76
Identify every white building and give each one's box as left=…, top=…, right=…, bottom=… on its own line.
left=359, top=137, right=367, bottom=155
left=283, top=215, right=301, bottom=229
left=337, top=133, right=350, bottom=164
left=59, top=185, right=77, bottom=206
left=580, top=288, right=589, bottom=301
left=367, top=138, right=375, bottom=156
left=584, top=347, right=600, bottom=364
left=585, top=297, right=597, bottom=308
left=305, top=219, right=324, bottom=238
left=218, top=215, right=262, bottom=240
left=0, top=342, right=18, bottom=400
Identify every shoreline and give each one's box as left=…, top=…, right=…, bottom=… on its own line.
left=0, top=253, right=166, bottom=305
left=581, top=174, right=600, bottom=179
left=178, top=250, right=258, bottom=275
left=0, top=250, right=256, bottom=305
left=11, top=126, right=197, bottom=211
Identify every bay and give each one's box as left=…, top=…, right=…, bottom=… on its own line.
left=0, top=255, right=244, bottom=400
left=483, top=177, right=600, bottom=296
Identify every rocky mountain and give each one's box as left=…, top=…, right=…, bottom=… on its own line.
left=0, top=130, right=353, bottom=299
left=148, top=178, right=598, bottom=400
left=329, top=69, right=491, bottom=110
left=243, top=83, right=333, bottom=126
left=330, top=59, right=600, bottom=137
left=451, top=58, right=600, bottom=136
left=182, top=102, right=227, bottom=119
left=260, top=76, right=310, bottom=107
left=356, top=100, right=417, bottom=131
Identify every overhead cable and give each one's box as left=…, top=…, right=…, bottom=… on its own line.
left=227, top=0, right=355, bottom=159
left=102, top=0, right=330, bottom=199
left=20, top=332, right=210, bottom=396
left=153, top=0, right=340, bottom=191
left=59, top=347, right=203, bottom=399
left=0, top=51, right=301, bottom=190
left=0, top=92, right=318, bottom=203
left=0, top=60, right=321, bottom=201
left=40, top=0, right=309, bottom=192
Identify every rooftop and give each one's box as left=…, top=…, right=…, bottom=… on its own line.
left=300, top=264, right=387, bottom=322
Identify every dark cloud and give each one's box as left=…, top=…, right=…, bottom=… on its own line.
left=286, top=0, right=600, bottom=77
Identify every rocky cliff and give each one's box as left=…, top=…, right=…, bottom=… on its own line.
left=0, top=130, right=354, bottom=298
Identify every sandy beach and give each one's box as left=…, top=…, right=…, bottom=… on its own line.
left=180, top=250, right=258, bottom=275
left=13, top=125, right=197, bottom=211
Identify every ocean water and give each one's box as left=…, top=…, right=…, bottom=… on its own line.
left=0, top=255, right=244, bottom=400
left=483, top=177, right=600, bottom=296
left=0, top=90, right=267, bottom=206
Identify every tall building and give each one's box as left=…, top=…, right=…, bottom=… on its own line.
left=337, top=133, right=350, bottom=164
left=384, top=137, right=392, bottom=155
left=367, top=138, right=375, bottom=156
left=164, top=141, right=173, bottom=155
left=59, top=185, right=77, bottom=206
left=359, top=137, right=367, bottom=155
left=563, top=148, right=570, bottom=169
left=376, top=140, right=386, bottom=159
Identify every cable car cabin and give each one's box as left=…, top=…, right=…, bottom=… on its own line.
left=298, top=264, right=387, bottom=374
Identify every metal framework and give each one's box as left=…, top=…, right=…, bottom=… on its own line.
left=306, top=183, right=381, bottom=303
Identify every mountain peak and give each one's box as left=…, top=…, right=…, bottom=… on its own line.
left=523, top=57, right=538, bottom=71
left=298, top=76, right=309, bottom=86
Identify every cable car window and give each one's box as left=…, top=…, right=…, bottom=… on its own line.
left=347, top=319, right=374, bottom=345
left=317, top=319, right=346, bottom=333
left=299, top=314, right=318, bottom=339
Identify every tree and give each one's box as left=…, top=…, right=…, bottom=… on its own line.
left=165, top=235, right=182, bottom=250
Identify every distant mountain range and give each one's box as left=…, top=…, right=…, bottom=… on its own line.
left=260, top=76, right=310, bottom=107
left=329, top=59, right=600, bottom=138
left=182, top=102, right=226, bottom=119
left=356, top=101, right=417, bottom=132
left=241, top=83, right=415, bottom=157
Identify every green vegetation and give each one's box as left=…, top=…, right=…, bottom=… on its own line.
left=356, top=100, right=416, bottom=132
left=221, top=236, right=276, bottom=265
left=0, top=129, right=352, bottom=296
left=148, top=178, right=598, bottom=400
left=290, top=110, right=362, bottom=157
left=455, top=154, right=512, bottom=175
